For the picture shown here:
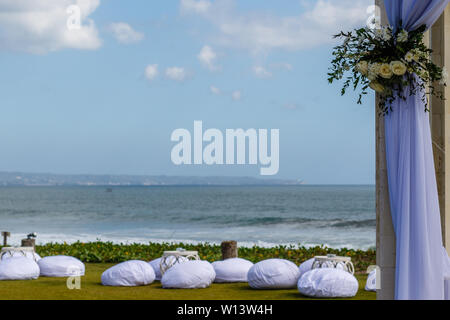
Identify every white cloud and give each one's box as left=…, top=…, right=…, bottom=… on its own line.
left=253, top=63, right=293, bottom=78
left=109, top=22, right=144, bottom=44
left=165, top=67, right=187, bottom=81
left=210, top=85, right=221, bottom=95
left=0, top=0, right=102, bottom=54
left=179, top=0, right=371, bottom=53
left=253, top=66, right=272, bottom=78
left=270, top=62, right=293, bottom=71
left=231, top=90, right=241, bottom=101
left=145, top=64, right=159, bottom=81
left=283, top=103, right=300, bottom=110
left=198, top=45, right=220, bottom=71
left=180, top=0, right=211, bottom=14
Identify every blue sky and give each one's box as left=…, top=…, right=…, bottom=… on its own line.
left=0, top=0, right=375, bottom=184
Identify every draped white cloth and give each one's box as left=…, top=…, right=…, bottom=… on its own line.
left=384, top=0, right=450, bottom=300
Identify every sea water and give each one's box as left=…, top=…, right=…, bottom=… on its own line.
left=0, top=185, right=375, bottom=249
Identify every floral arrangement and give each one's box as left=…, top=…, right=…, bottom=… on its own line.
left=328, top=25, right=448, bottom=114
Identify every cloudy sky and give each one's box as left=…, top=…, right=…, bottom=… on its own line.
left=0, top=0, right=375, bottom=184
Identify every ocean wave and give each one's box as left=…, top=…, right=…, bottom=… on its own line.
left=185, top=215, right=375, bottom=228
left=330, top=219, right=376, bottom=228
left=235, top=217, right=315, bottom=226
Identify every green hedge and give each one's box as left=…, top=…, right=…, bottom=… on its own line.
left=27, top=241, right=375, bottom=273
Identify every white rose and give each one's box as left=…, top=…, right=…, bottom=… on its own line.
left=367, top=63, right=381, bottom=80
left=390, top=61, right=407, bottom=76
left=368, top=62, right=381, bottom=74
left=357, top=61, right=369, bottom=75
left=369, top=81, right=385, bottom=93
left=379, top=63, right=393, bottom=79
left=368, top=72, right=377, bottom=81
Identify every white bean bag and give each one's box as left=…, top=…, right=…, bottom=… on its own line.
left=298, top=258, right=315, bottom=279
left=248, top=259, right=300, bottom=289
left=38, top=255, right=85, bottom=277
left=298, top=268, right=359, bottom=298
left=1, top=251, right=41, bottom=262
left=161, top=260, right=216, bottom=289
left=0, top=257, right=40, bottom=280
left=212, top=258, right=253, bottom=283
left=102, top=260, right=155, bottom=286
left=149, top=258, right=163, bottom=281
left=365, top=269, right=377, bottom=292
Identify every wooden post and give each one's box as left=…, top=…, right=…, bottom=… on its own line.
left=1, top=232, right=10, bottom=246
left=21, top=238, right=35, bottom=248
left=221, top=241, right=238, bottom=260
left=375, top=0, right=396, bottom=300
left=431, top=5, right=450, bottom=255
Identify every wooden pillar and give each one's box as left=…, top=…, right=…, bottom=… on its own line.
left=431, top=5, right=450, bottom=254
left=21, top=238, right=35, bottom=248
left=375, top=0, right=396, bottom=300
left=221, top=241, right=238, bottom=259
left=376, top=2, right=450, bottom=299
left=1, top=231, right=10, bottom=246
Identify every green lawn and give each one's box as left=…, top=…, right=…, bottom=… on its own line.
left=0, top=263, right=376, bottom=300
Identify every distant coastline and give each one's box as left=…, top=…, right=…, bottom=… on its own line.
left=0, top=171, right=306, bottom=187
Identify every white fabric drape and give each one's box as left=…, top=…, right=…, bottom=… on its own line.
left=384, top=0, right=450, bottom=300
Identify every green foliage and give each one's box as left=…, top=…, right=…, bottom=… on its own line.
left=328, top=25, right=447, bottom=115
left=30, top=241, right=376, bottom=273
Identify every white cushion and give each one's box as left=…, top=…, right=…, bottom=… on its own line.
left=38, top=255, right=85, bottom=277
left=212, top=258, right=253, bottom=283
left=1, top=251, right=41, bottom=261
left=248, top=259, right=300, bottom=289
left=298, top=268, right=359, bottom=298
left=161, top=260, right=216, bottom=289
left=149, top=258, right=162, bottom=281
left=0, top=257, right=40, bottom=280
left=102, top=260, right=155, bottom=286
left=365, top=269, right=377, bottom=292
left=298, top=258, right=315, bottom=279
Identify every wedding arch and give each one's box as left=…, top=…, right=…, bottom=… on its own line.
left=374, top=0, right=450, bottom=300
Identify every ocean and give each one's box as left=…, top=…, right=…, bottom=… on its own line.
left=0, top=185, right=375, bottom=250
